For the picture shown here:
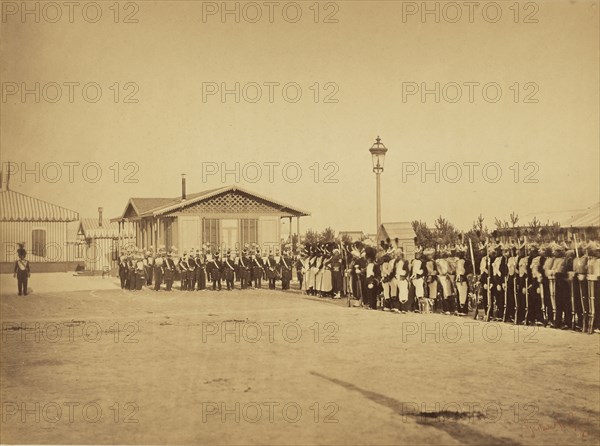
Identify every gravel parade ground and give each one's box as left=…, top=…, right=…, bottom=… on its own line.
left=1, top=278, right=599, bottom=445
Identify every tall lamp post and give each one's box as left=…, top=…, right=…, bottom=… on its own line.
left=369, top=136, right=388, bottom=245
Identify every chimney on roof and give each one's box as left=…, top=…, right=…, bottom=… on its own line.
left=181, top=174, right=186, bottom=200
left=98, top=207, right=103, bottom=227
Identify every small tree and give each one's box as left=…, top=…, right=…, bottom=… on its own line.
left=434, top=216, right=460, bottom=246
left=321, top=227, right=336, bottom=243
left=303, top=229, right=320, bottom=245
left=412, top=220, right=435, bottom=248
left=340, top=233, right=353, bottom=244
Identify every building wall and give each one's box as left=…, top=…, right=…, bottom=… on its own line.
left=398, top=238, right=416, bottom=260
left=175, top=214, right=281, bottom=253
left=0, top=221, right=75, bottom=263
left=84, top=237, right=116, bottom=272
left=128, top=213, right=289, bottom=254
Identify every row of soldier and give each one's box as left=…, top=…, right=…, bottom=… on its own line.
left=118, top=244, right=296, bottom=292
left=306, top=238, right=600, bottom=334
left=115, top=237, right=599, bottom=334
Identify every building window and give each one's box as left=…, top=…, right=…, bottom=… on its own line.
left=240, top=218, right=258, bottom=246
left=165, top=220, right=173, bottom=251
left=111, top=239, right=119, bottom=261
left=32, top=229, right=46, bottom=257
left=203, top=218, right=220, bottom=249
left=75, top=243, right=85, bottom=259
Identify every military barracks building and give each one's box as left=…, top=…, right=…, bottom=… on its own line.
left=114, top=183, right=310, bottom=254
left=77, top=208, right=135, bottom=274
left=0, top=171, right=80, bottom=272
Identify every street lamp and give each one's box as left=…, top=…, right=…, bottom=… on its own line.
left=369, top=136, right=388, bottom=244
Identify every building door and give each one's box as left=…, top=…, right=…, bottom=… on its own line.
left=220, top=219, right=239, bottom=252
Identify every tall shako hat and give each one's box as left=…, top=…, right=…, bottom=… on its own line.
left=365, top=246, right=377, bottom=262
left=17, top=242, right=26, bottom=258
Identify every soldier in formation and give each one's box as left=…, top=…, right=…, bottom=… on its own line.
left=109, top=236, right=599, bottom=334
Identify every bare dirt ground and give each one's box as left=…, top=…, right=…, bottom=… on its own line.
left=1, top=278, right=599, bottom=445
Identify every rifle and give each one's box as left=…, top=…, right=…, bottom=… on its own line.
left=523, top=237, right=530, bottom=325
left=513, top=269, right=518, bottom=324
left=514, top=240, right=522, bottom=325
left=571, top=234, right=580, bottom=329
left=484, top=269, right=492, bottom=322
left=484, top=239, right=493, bottom=322
left=540, top=271, right=548, bottom=324
left=502, top=276, right=509, bottom=322
left=346, top=251, right=353, bottom=307
left=469, top=238, right=480, bottom=320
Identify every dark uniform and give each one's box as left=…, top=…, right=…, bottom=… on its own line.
left=295, top=257, right=304, bottom=290
left=491, top=249, right=508, bottom=320
left=505, top=250, right=518, bottom=322
left=550, top=247, right=570, bottom=328
left=179, top=254, right=190, bottom=291
left=280, top=252, right=293, bottom=290
left=128, top=257, right=136, bottom=290
left=239, top=251, right=251, bottom=289
left=195, top=251, right=206, bottom=290
left=252, top=252, right=264, bottom=289
left=365, top=247, right=381, bottom=309
left=223, top=255, right=236, bottom=290
left=331, top=251, right=344, bottom=297
left=572, top=251, right=588, bottom=330
left=164, top=254, right=176, bottom=291
left=266, top=254, right=278, bottom=289
left=187, top=255, right=197, bottom=291
left=14, top=255, right=30, bottom=296
left=119, top=257, right=128, bottom=289
left=210, top=255, right=222, bottom=290
left=145, top=252, right=154, bottom=286
left=425, top=250, right=439, bottom=312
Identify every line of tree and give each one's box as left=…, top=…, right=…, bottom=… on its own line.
left=411, top=212, right=566, bottom=248
left=293, top=210, right=588, bottom=252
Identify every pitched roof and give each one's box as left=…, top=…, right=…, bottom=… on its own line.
left=562, top=203, right=599, bottom=228
left=0, top=189, right=79, bottom=222
left=522, top=203, right=600, bottom=228
left=381, top=222, right=416, bottom=241
left=117, top=185, right=310, bottom=219
left=78, top=218, right=130, bottom=238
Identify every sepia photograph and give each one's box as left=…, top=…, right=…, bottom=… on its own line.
left=0, top=1, right=599, bottom=444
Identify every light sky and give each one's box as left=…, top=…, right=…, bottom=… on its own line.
left=1, top=0, right=598, bottom=235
